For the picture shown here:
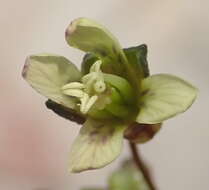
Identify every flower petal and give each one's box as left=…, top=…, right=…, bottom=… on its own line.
left=65, top=18, right=135, bottom=83
left=22, top=54, right=81, bottom=109
left=69, top=119, right=126, bottom=173
left=136, top=74, right=198, bottom=124
left=65, top=18, right=122, bottom=68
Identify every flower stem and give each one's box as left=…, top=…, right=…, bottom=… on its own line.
left=129, top=142, right=157, bottom=190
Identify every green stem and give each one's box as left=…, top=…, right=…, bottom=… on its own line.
left=129, top=142, right=157, bottom=190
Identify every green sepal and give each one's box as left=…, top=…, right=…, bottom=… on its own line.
left=68, top=118, right=126, bottom=173
left=22, top=54, right=81, bottom=109
left=124, top=44, right=149, bottom=79
left=123, top=44, right=150, bottom=97
left=136, top=74, right=198, bottom=124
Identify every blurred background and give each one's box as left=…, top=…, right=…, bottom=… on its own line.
left=1, top=0, right=209, bottom=189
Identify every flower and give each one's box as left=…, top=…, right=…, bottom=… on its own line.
left=22, top=18, right=197, bottom=173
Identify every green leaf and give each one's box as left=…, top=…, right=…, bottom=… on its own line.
left=68, top=119, right=126, bottom=173
left=108, top=162, right=150, bottom=190
left=122, top=45, right=150, bottom=96
left=136, top=74, right=198, bottom=124
left=22, top=54, right=81, bottom=109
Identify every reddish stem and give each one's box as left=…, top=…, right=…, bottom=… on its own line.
left=129, top=142, right=157, bottom=190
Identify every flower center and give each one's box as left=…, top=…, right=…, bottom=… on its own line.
left=61, top=60, right=106, bottom=114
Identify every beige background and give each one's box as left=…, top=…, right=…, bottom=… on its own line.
left=1, top=0, right=209, bottom=189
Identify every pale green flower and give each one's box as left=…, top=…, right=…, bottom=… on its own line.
left=22, top=18, right=197, bottom=173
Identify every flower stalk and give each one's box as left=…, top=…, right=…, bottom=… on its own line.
left=129, top=142, right=157, bottom=190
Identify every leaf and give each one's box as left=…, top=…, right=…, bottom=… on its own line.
left=22, top=54, right=81, bottom=109
left=108, top=162, right=150, bottom=190
left=136, top=74, right=198, bottom=124
left=69, top=118, right=126, bottom=173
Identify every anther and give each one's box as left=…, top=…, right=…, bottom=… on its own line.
left=83, top=95, right=98, bottom=114
left=80, top=93, right=89, bottom=113
left=62, top=89, right=84, bottom=98
left=62, top=82, right=84, bottom=90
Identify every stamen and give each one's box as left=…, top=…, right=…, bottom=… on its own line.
left=62, top=82, right=84, bottom=90
left=82, top=72, right=97, bottom=85
left=90, top=60, right=102, bottom=73
left=83, top=95, right=98, bottom=114
left=80, top=93, right=89, bottom=113
left=61, top=59, right=105, bottom=114
left=62, top=89, right=84, bottom=98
